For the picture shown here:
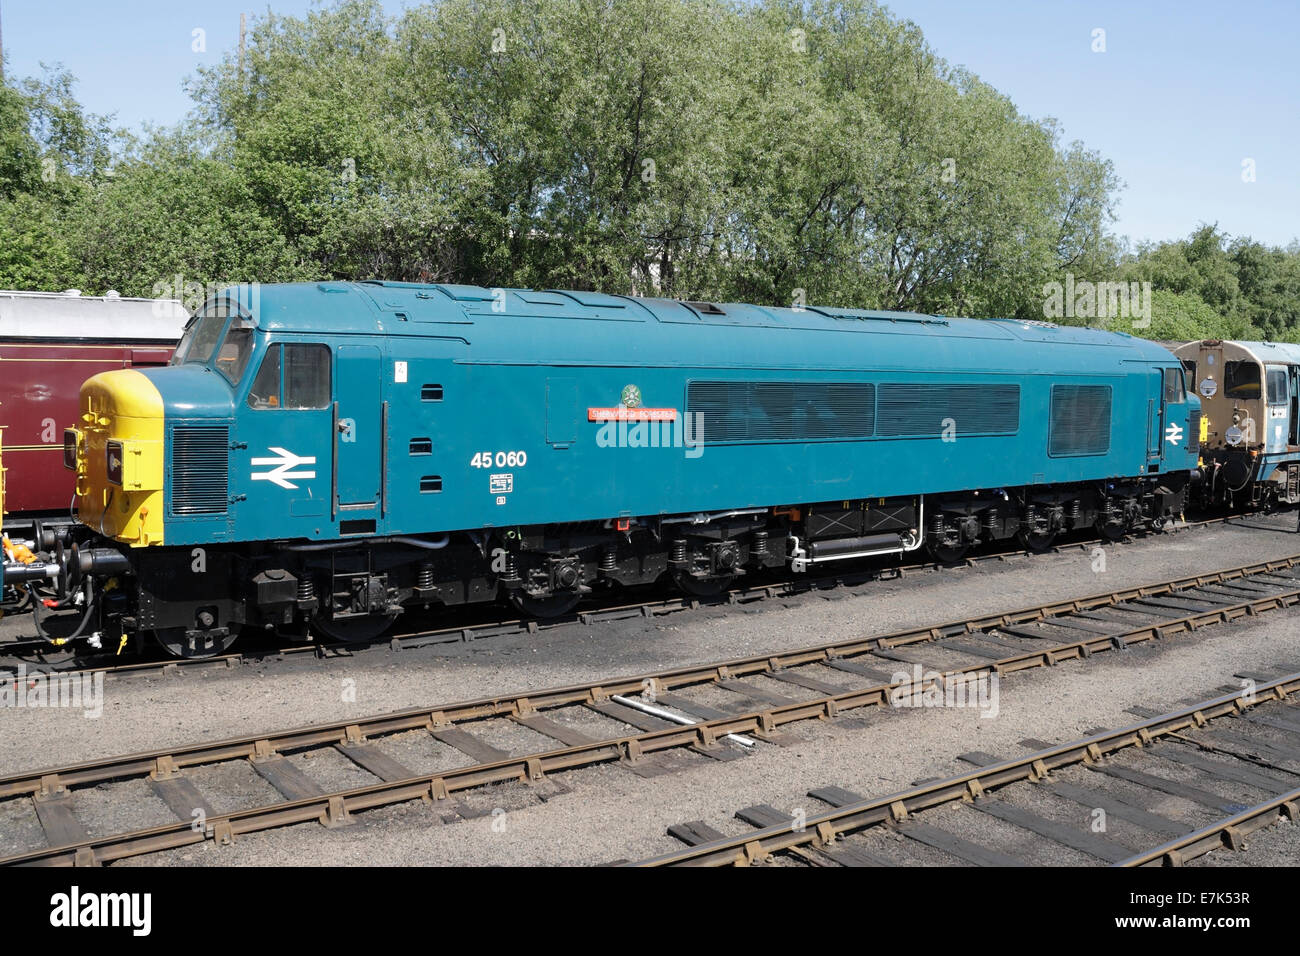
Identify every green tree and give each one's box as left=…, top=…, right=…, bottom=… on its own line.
left=192, top=0, right=463, bottom=281
left=0, top=85, right=42, bottom=199
left=66, top=134, right=312, bottom=297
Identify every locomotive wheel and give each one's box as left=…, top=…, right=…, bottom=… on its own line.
left=509, top=591, right=582, bottom=618
left=154, top=626, right=240, bottom=659
left=1016, top=528, right=1058, bottom=553
left=313, top=611, right=400, bottom=644
left=927, top=541, right=970, bottom=564
left=672, top=570, right=735, bottom=598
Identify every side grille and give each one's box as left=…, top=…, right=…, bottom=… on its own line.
left=876, top=384, right=1019, bottom=437
left=1188, top=411, right=1200, bottom=455
left=171, top=425, right=229, bottom=515
left=685, top=382, right=875, bottom=443
left=1049, top=385, right=1112, bottom=457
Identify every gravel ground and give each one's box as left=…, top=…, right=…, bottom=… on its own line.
left=3, top=512, right=1300, bottom=866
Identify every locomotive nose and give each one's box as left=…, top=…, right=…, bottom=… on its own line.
left=67, top=369, right=166, bottom=546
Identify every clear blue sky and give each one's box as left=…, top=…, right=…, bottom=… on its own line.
left=4, top=0, right=1297, bottom=248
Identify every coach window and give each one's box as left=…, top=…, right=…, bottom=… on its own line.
left=248, top=344, right=331, bottom=410
left=1223, top=361, right=1261, bottom=399
left=1267, top=367, right=1288, bottom=405
left=1163, top=368, right=1185, bottom=404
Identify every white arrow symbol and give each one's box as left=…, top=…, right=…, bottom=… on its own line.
left=250, top=447, right=317, bottom=489
left=1165, top=423, right=1183, bottom=446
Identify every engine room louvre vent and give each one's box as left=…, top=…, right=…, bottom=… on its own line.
left=170, top=425, right=229, bottom=515
left=1188, top=410, right=1201, bottom=455
left=1049, top=385, right=1112, bottom=457
left=876, top=384, right=1020, bottom=437
left=686, top=382, right=875, bottom=442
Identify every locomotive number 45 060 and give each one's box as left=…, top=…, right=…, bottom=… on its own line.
left=471, top=451, right=527, bottom=468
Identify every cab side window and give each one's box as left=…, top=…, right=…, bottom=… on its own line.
left=1267, top=368, right=1288, bottom=405
left=283, top=344, right=331, bottom=408
left=1163, top=368, right=1185, bottom=403
left=248, top=344, right=331, bottom=409
left=249, top=345, right=282, bottom=408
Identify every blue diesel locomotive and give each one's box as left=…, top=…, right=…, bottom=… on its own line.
left=14, top=281, right=1198, bottom=656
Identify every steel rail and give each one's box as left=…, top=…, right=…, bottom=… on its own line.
left=4, top=556, right=1300, bottom=865
left=626, top=673, right=1300, bottom=866
left=3, top=550, right=1298, bottom=800
left=1116, top=787, right=1300, bottom=867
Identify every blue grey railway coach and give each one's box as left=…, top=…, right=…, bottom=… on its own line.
left=1176, top=339, right=1300, bottom=508
left=14, top=282, right=1198, bottom=657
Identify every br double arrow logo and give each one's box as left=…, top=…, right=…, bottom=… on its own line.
left=251, top=447, right=317, bottom=489
left=1165, top=423, right=1184, bottom=446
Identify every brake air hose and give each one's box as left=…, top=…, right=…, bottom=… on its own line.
left=29, top=578, right=97, bottom=645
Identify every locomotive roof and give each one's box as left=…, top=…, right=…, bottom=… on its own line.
left=1175, top=340, right=1300, bottom=366
left=227, top=281, right=1180, bottom=371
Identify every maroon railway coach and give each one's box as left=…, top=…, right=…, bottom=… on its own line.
left=0, top=290, right=186, bottom=531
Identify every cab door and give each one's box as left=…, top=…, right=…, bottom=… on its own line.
left=1146, top=369, right=1164, bottom=467
left=333, top=344, right=385, bottom=527
left=1148, top=366, right=1193, bottom=469
left=1160, top=367, right=1192, bottom=464
left=1289, top=366, right=1299, bottom=446
left=1265, top=365, right=1289, bottom=454
left=239, top=342, right=334, bottom=541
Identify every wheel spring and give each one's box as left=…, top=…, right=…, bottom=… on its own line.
left=600, top=546, right=617, bottom=572
left=296, top=576, right=315, bottom=601
left=752, top=531, right=768, bottom=556
left=1066, top=500, right=1081, bottom=524
left=671, top=539, right=687, bottom=563
left=417, top=563, right=436, bottom=589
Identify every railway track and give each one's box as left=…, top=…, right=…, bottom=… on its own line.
left=633, top=674, right=1300, bottom=867
left=2, top=552, right=1299, bottom=866
left=0, top=512, right=1253, bottom=682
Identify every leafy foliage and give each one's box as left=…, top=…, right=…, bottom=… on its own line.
left=1, top=0, right=1295, bottom=345
left=1120, top=225, right=1300, bottom=343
